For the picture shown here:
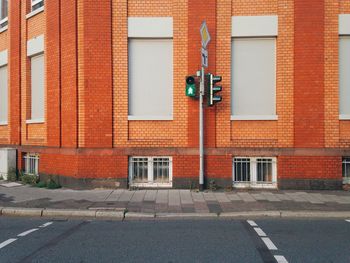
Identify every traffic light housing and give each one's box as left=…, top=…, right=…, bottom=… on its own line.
left=207, top=73, right=222, bottom=106
left=185, top=76, right=197, bottom=97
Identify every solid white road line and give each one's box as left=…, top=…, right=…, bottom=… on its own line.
left=274, top=255, right=289, bottom=263
left=247, top=220, right=258, bottom=227
left=17, top=228, right=39, bottom=237
left=253, top=227, right=267, bottom=237
left=39, top=222, right=53, bottom=228
left=346, top=220, right=350, bottom=223
left=0, top=239, right=17, bottom=249
left=261, top=237, right=278, bottom=250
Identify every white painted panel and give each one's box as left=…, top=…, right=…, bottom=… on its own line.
left=27, top=34, right=44, bottom=57
left=340, top=37, right=350, bottom=115
left=128, top=17, right=173, bottom=38
left=128, top=39, right=173, bottom=118
left=0, top=148, right=16, bottom=180
left=0, top=49, right=8, bottom=67
left=231, top=38, right=276, bottom=117
left=339, top=14, right=350, bottom=35
left=30, top=54, right=45, bottom=120
left=0, top=65, right=7, bottom=123
left=232, top=16, right=278, bottom=37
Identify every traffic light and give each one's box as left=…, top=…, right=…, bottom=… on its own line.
left=185, top=76, right=196, bottom=97
left=207, top=73, right=222, bottom=106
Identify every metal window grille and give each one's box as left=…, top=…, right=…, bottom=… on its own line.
left=24, top=154, right=39, bottom=176
left=343, top=158, right=350, bottom=184
left=233, top=158, right=251, bottom=182
left=31, top=0, right=44, bottom=11
left=257, top=158, right=273, bottom=183
left=233, top=157, right=277, bottom=188
left=129, top=157, right=172, bottom=186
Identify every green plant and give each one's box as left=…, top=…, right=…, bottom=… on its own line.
left=21, top=174, right=39, bottom=185
left=7, top=169, right=18, bottom=182
left=47, top=179, right=61, bottom=189
left=36, top=181, right=47, bottom=188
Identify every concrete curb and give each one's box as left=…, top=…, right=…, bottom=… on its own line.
left=220, top=211, right=281, bottom=218
left=43, top=209, right=97, bottom=218
left=156, top=212, right=218, bottom=218
left=0, top=207, right=349, bottom=219
left=1, top=207, right=43, bottom=217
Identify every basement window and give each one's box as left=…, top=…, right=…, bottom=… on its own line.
left=24, top=153, right=39, bottom=176
left=343, top=158, right=350, bottom=184
left=129, top=157, right=172, bottom=187
left=233, top=157, right=277, bottom=188
left=31, top=0, right=44, bottom=12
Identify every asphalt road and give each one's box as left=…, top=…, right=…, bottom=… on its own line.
left=0, top=217, right=349, bottom=263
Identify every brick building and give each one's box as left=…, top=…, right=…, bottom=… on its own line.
left=0, top=0, right=349, bottom=190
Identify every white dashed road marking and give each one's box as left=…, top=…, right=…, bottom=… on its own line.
left=261, top=237, right=278, bottom=250
left=253, top=227, right=267, bottom=237
left=0, top=239, right=17, bottom=249
left=274, top=255, right=288, bottom=263
left=0, top=221, right=53, bottom=250
left=17, top=228, right=39, bottom=237
left=39, top=222, right=53, bottom=228
left=247, top=220, right=289, bottom=262
left=346, top=219, right=350, bottom=223
left=247, top=220, right=258, bottom=227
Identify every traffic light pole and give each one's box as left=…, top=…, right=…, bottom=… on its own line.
left=199, top=66, right=205, bottom=191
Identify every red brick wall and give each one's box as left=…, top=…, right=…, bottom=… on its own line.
left=294, top=0, right=325, bottom=148
left=278, top=156, right=341, bottom=180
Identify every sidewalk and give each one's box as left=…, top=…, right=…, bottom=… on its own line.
left=0, top=181, right=350, bottom=219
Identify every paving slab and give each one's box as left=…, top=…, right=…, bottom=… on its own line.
left=251, top=193, right=267, bottom=201
left=130, top=190, right=146, bottom=203
left=168, top=190, right=180, bottom=206
left=118, top=191, right=135, bottom=202
left=261, top=192, right=281, bottom=202
left=237, top=192, right=256, bottom=202
left=180, top=190, right=193, bottom=205
left=0, top=182, right=23, bottom=188
left=214, top=192, right=231, bottom=203
left=203, top=192, right=217, bottom=201
left=144, top=190, right=157, bottom=202
left=155, top=190, right=168, bottom=204
left=191, top=192, right=205, bottom=203
left=226, top=193, right=242, bottom=201
left=105, top=189, right=125, bottom=201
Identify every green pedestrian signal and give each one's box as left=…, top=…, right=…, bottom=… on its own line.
left=185, top=76, right=196, bottom=97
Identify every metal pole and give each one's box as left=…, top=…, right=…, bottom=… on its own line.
left=199, top=66, right=204, bottom=191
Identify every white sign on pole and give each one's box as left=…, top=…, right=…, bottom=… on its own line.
left=200, top=21, right=211, bottom=48
left=201, top=48, right=208, bottom=68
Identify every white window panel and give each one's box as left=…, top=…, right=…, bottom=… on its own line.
left=0, top=65, right=7, bottom=124
left=233, top=157, right=277, bottom=189
left=128, top=39, right=173, bottom=119
left=339, top=36, right=350, bottom=118
left=343, top=158, right=350, bottom=184
left=24, top=153, right=39, bottom=176
left=129, top=157, right=172, bottom=187
left=231, top=38, right=276, bottom=119
left=31, top=0, right=44, bottom=11
left=30, top=54, right=45, bottom=121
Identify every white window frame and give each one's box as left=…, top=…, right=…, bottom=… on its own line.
left=343, top=157, right=350, bottom=184
left=129, top=156, right=173, bottom=188
left=0, top=64, right=8, bottom=125
left=231, top=37, right=277, bottom=120
left=339, top=35, right=350, bottom=120
left=0, top=0, right=8, bottom=29
left=233, top=157, right=277, bottom=189
left=24, top=153, right=39, bottom=176
left=27, top=53, right=45, bottom=123
left=31, top=0, right=44, bottom=10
